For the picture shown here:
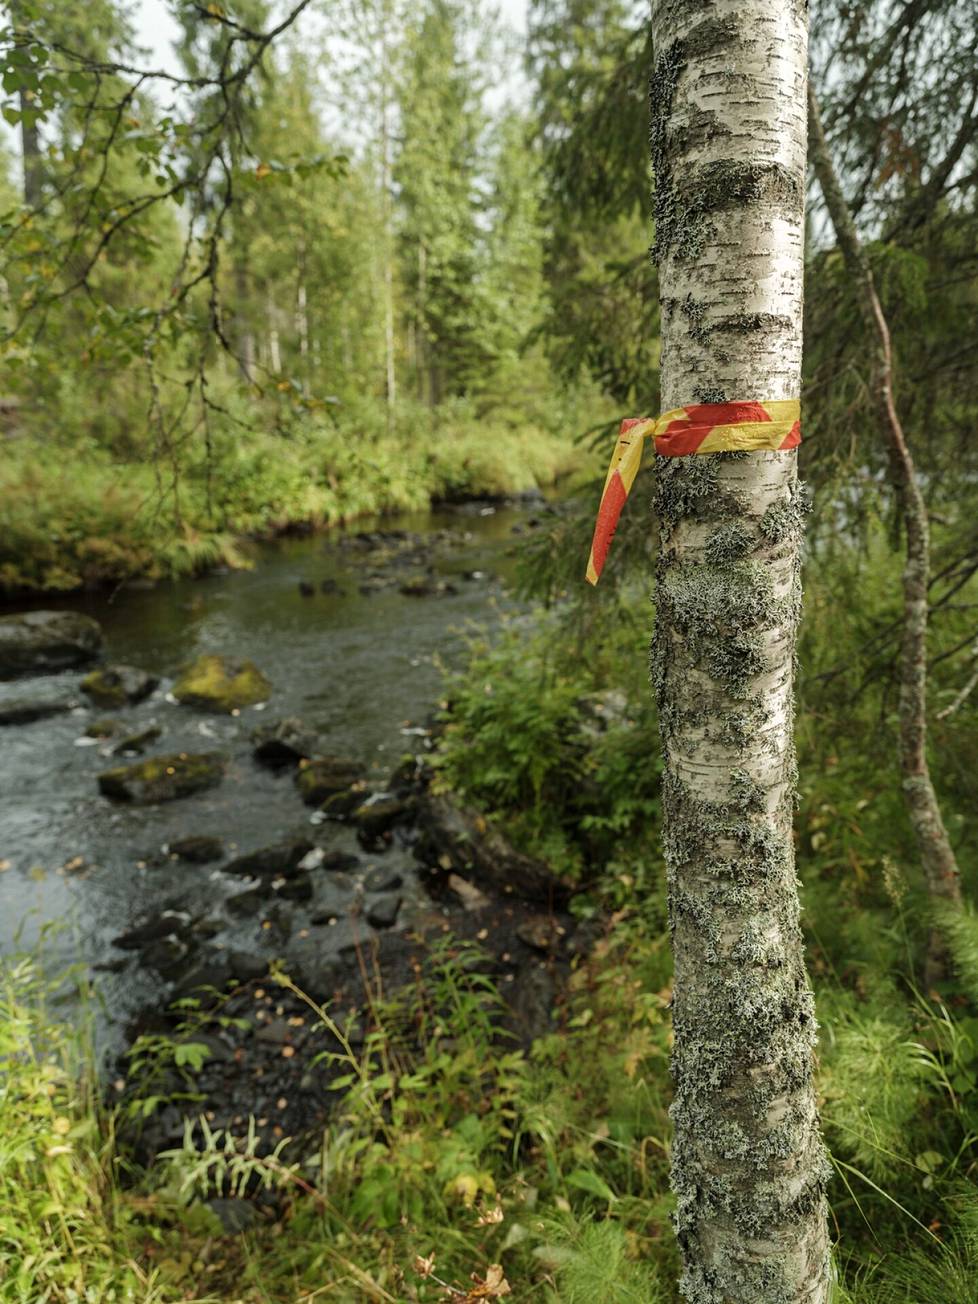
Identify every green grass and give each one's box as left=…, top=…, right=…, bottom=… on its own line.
left=0, top=395, right=587, bottom=594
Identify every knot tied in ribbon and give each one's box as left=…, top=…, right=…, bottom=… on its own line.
left=585, top=399, right=801, bottom=585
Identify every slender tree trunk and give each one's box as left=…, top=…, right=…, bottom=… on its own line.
left=648, top=3, right=831, bottom=1299
left=418, top=240, right=431, bottom=406
left=808, top=87, right=962, bottom=982
left=234, top=258, right=255, bottom=383
left=380, top=7, right=397, bottom=430
left=267, top=289, right=282, bottom=373
left=296, top=240, right=310, bottom=367
left=9, top=4, right=42, bottom=206
left=20, top=95, right=42, bottom=207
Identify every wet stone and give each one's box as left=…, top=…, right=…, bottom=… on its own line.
left=227, top=950, right=268, bottom=982
left=114, top=910, right=192, bottom=950
left=227, top=888, right=267, bottom=916
left=353, top=795, right=412, bottom=840
left=295, top=757, right=366, bottom=806
left=366, top=894, right=402, bottom=930
left=252, top=717, right=320, bottom=767
left=140, top=936, right=190, bottom=979
left=364, top=866, right=403, bottom=894
left=0, top=696, right=77, bottom=726
left=98, top=752, right=226, bottom=804
left=169, top=835, right=224, bottom=864
left=516, top=915, right=563, bottom=953
left=172, top=654, right=272, bottom=713
left=0, top=610, right=103, bottom=678
left=81, top=664, right=158, bottom=708
left=113, top=724, right=162, bottom=756
left=321, top=851, right=362, bottom=873
left=222, top=839, right=313, bottom=878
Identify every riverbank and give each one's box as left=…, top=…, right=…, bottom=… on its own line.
left=0, top=405, right=589, bottom=596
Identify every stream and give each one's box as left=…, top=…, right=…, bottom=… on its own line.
left=0, top=503, right=539, bottom=1040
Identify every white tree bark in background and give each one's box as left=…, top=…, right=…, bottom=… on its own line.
left=648, top=1, right=831, bottom=1298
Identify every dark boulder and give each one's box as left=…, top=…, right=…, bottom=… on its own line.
left=227, top=887, right=267, bottom=916
left=366, top=894, right=402, bottom=930
left=222, top=839, right=313, bottom=879
left=321, top=850, right=362, bottom=873
left=172, top=956, right=235, bottom=1000
left=416, top=792, right=570, bottom=904
left=364, top=866, right=403, bottom=893
left=81, top=664, right=158, bottom=708
left=169, top=835, right=224, bottom=864
left=278, top=874, right=313, bottom=902
left=0, top=610, right=103, bottom=678
left=114, top=909, right=193, bottom=949
left=318, top=788, right=365, bottom=819
left=0, top=696, right=76, bottom=726
left=295, top=757, right=366, bottom=806
left=226, top=950, right=268, bottom=983
left=252, top=717, right=320, bottom=767
left=172, top=655, right=271, bottom=713
left=98, top=752, right=226, bottom=803
left=353, top=794, right=413, bottom=841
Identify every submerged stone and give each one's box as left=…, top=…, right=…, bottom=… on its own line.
left=172, top=655, right=271, bottom=713
left=113, top=724, right=163, bottom=755
left=353, top=794, right=413, bottom=839
left=295, top=756, right=366, bottom=806
left=366, top=894, right=402, bottom=930
left=98, top=752, right=226, bottom=803
left=222, top=839, right=313, bottom=878
left=0, top=696, right=76, bottom=726
left=81, top=664, right=158, bottom=708
left=0, top=610, right=103, bottom=678
left=169, top=835, right=224, bottom=864
left=252, top=717, right=319, bottom=767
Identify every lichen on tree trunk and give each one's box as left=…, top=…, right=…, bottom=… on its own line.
left=648, top=2, right=831, bottom=1299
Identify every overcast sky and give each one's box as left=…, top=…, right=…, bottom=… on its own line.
left=132, top=0, right=529, bottom=71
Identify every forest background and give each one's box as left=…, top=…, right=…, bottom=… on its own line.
left=2, top=0, right=978, bottom=1301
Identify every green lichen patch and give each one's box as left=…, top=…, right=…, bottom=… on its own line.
left=172, top=654, right=272, bottom=713
left=654, top=456, right=744, bottom=527
left=712, top=311, right=793, bottom=336
left=705, top=521, right=755, bottom=566
left=760, top=486, right=812, bottom=546
left=649, top=38, right=686, bottom=265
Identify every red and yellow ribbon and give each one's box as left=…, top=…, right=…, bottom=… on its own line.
left=585, top=399, right=801, bottom=585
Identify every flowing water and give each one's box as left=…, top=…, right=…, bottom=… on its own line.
left=0, top=504, right=534, bottom=1031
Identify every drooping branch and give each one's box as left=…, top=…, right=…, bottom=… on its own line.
left=808, top=83, right=963, bottom=980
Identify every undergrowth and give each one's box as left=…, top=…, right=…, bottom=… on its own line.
left=0, top=395, right=585, bottom=594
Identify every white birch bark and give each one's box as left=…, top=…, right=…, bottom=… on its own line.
left=647, top=2, right=831, bottom=1299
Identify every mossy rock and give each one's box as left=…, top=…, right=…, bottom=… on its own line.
left=86, top=718, right=121, bottom=738
left=98, top=752, right=227, bottom=803
left=81, top=663, right=158, bottom=708
left=112, top=724, right=163, bottom=755
left=0, top=610, right=103, bottom=678
left=172, top=655, right=272, bottom=713
left=295, top=756, right=366, bottom=806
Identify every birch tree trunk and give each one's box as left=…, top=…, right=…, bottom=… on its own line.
left=648, top=2, right=831, bottom=1298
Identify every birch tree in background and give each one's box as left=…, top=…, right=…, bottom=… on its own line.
left=647, top=1, right=831, bottom=1297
